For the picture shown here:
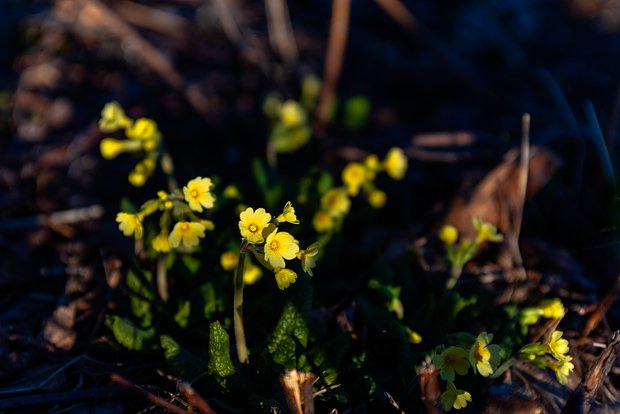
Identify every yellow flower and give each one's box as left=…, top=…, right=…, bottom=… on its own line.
left=183, top=177, right=216, bottom=212
left=432, top=347, right=470, bottom=382
left=364, top=154, right=381, bottom=173
left=152, top=232, right=171, bottom=253
left=297, top=242, right=320, bottom=276
left=99, top=101, right=131, bottom=132
left=280, top=100, right=305, bottom=127
left=223, top=185, right=241, bottom=199
left=440, top=382, right=472, bottom=411
left=469, top=332, right=502, bottom=377
left=276, top=201, right=300, bottom=224
left=439, top=225, right=459, bottom=245
left=367, top=188, right=386, bottom=209
left=220, top=251, right=238, bottom=271
left=472, top=217, right=503, bottom=243
left=539, top=298, right=565, bottom=319
left=125, top=118, right=158, bottom=141
left=406, top=329, right=422, bottom=344
left=550, top=355, right=574, bottom=385
left=342, top=162, right=368, bottom=196
left=116, top=212, right=143, bottom=239
left=321, top=187, right=351, bottom=217
left=100, top=138, right=141, bottom=159
left=313, top=210, right=335, bottom=233
left=274, top=268, right=297, bottom=290
left=244, top=261, right=263, bottom=285
left=546, top=331, right=570, bottom=359
left=383, top=147, right=408, bottom=180
left=239, top=207, right=272, bottom=244
left=168, top=221, right=206, bottom=248
left=264, top=230, right=300, bottom=269
left=128, top=170, right=147, bottom=187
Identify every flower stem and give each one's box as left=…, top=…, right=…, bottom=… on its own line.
left=445, top=265, right=462, bottom=289
left=234, top=240, right=250, bottom=363
left=157, top=256, right=168, bottom=301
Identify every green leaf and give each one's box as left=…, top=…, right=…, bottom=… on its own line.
left=343, top=95, right=371, bottom=131
left=268, top=302, right=309, bottom=368
left=201, top=282, right=224, bottom=320
left=105, top=315, right=156, bottom=351
left=126, top=268, right=154, bottom=300
left=316, top=172, right=333, bottom=195
left=181, top=255, right=201, bottom=274
left=119, top=197, right=137, bottom=214
left=252, top=158, right=269, bottom=193
left=160, top=335, right=207, bottom=380
left=208, top=321, right=235, bottom=378
left=130, top=295, right=152, bottom=326
left=174, top=301, right=191, bottom=328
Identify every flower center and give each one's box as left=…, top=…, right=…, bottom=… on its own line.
left=270, top=241, right=278, bottom=250
left=249, top=224, right=257, bottom=232
left=180, top=223, right=190, bottom=232
left=444, top=354, right=456, bottom=366
left=191, top=189, right=199, bottom=198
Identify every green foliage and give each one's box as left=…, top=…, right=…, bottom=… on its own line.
left=174, top=300, right=191, bottom=328
left=208, top=321, right=235, bottom=378
left=268, top=302, right=310, bottom=368
left=160, top=335, right=207, bottom=380
left=105, top=315, right=157, bottom=351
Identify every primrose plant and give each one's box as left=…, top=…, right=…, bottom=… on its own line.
left=234, top=201, right=320, bottom=363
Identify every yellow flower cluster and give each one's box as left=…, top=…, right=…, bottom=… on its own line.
left=431, top=332, right=502, bottom=411
left=115, top=177, right=216, bottom=251
left=439, top=217, right=504, bottom=288
left=312, top=148, right=408, bottom=233
left=520, top=298, right=566, bottom=327
left=519, top=330, right=574, bottom=385
left=98, top=102, right=162, bottom=187
left=263, top=76, right=321, bottom=154
left=238, top=202, right=319, bottom=290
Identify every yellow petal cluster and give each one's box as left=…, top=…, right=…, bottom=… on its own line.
left=468, top=332, right=501, bottom=377
left=383, top=147, right=408, bottom=180
left=432, top=347, right=469, bottom=382
left=99, top=101, right=131, bottom=132
left=168, top=221, right=206, bottom=248
left=152, top=232, right=172, bottom=253
left=183, top=177, right=216, bottom=212
left=116, top=212, right=143, bottom=239
left=439, top=225, right=459, bottom=245
left=276, top=201, right=300, bottom=224
left=274, top=268, right=297, bottom=290
left=239, top=207, right=272, bottom=244
left=264, top=230, right=300, bottom=269
left=342, top=162, right=368, bottom=196
left=440, top=382, right=472, bottom=411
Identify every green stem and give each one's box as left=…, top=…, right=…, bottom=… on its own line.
left=490, top=357, right=515, bottom=379
left=234, top=240, right=250, bottom=364
left=445, top=265, right=462, bottom=289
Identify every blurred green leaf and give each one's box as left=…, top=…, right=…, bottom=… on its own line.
left=181, top=255, right=201, bottom=274
left=105, top=315, right=157, bottom=351
left=160, top=335, right=207, bottom=380
left=316, top=172, right=333, bottom=195
left=174, top=300, right=191, bottom=328
left=343, top=96, right=371, bottom=131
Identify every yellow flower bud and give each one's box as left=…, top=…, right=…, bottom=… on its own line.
left=439, top=225, right=459, bottom=245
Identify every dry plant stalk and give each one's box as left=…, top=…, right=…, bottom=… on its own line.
left=280, top=369, right=317, bottom=414
left=582, top=331, right=620, bottom=411
left=316, top=0, right=351, bottom=124
left=265, top=0, right=298, bottom=63
left=418, top=359, right=444, bottom=414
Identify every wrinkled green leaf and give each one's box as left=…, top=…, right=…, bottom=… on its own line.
left=208, top=321, right=235, bottom=378
left=174, top=301, right=191, bottom=328
left=268, top=302, right=309, bottom=368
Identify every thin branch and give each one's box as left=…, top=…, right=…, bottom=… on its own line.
left=110, top=373, right=188, bottom=414
left=510, top=113, right=530, bottom=280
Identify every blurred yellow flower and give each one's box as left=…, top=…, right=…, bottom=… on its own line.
left=367, top=188, right=386, bottom=209
left=364, top=154, right=381, bottom=173
left=407, top=329, right=422, bottom=344
left=168, top=221, right=206, bottom=248
left=276, top=201, right=300, bottom=224
left=100, top=138, right=140, bottom=159
left=220, top=251, right=238, bottom=271
left=183, top=177, right=216, bottom=212
left=239, top=207, right=272, bottom=244
left=312, top=210, right=334, bottom=233
left=116, top=212, right=143, bottom=239
left=550, top=355, right=574, bottom=385
left=244, top=261, right=263, bottom=285
left=223, top=185, right=241, bottom=199
left=274, top=268, right=297, bottom=290
left=383, top=147, right=408, bottom=180
left=280, top=100, right=305, bottom=127
left=472, top=217, right=503, bottom=243
left=539, top=298, right=565, bottom=319
left=342, top=162, right=367, bottom=196
left=125, top=118, right=158, bottom=141
left=432, top=347, right=469, bottom=382
left=264, top=230, right=299, bottom=269
left=546, top=331, right=570, bottom=359
left=297, top=242, right=320, bottom=276
left=469, top=332, right=501, bottom=377
left=99, top=101, right=131, bottom=132
left=439, top=225, right=459, bottom=245
left=440, top=382, right=472, bottom=411
left=152, top=232, right=171, bottom=253
left=321, top=187, right=351, bottom=217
